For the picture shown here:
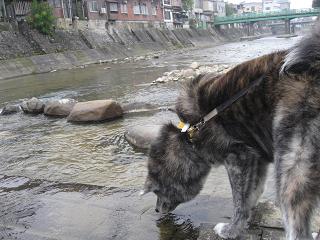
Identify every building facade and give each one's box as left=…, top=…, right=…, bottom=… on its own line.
left=276, top=0, right=290, bottom=10
left=213, top=0, right=225, bottom=17
left=192, top=0, right=225, bottom=23
left=240, top=2, right=263, bottom=13
left=262, top=0, right=290, bottom=12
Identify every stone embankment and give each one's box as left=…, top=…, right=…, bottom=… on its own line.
left=0, top=22, right=266, bottom=80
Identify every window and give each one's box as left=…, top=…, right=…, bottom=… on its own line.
left=120, top=3, right=128, bottom=13
left=151, top=5, right=157, bottom=15
left=133, top=3, right=140, bottom=14
left=164, top=10, right=171, bottom=20
left=109, top=2, right=118, bottom=12
left=89, top=1, right=98, bottom=12
left=164, top=0, right=170, bottom=5
left=251, top=6, right=255, bottom=11
left=140, top=3, right=148, bottom=15
left=266, top=7, right=270, bottom=10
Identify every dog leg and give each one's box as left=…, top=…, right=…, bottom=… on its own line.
left=275, top=133, right=319, bottom=240
left=214, top=149, right=268, bottom=239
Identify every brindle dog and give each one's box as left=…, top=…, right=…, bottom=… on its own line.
left=142, top=27, right=320, bottom=240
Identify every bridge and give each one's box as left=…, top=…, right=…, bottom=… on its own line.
left=214, top=8, right=320, bottom=35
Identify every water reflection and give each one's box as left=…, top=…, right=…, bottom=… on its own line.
left=157, top=214, right=199, bottom=240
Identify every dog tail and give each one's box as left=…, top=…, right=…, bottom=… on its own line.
left=281, top=24, right=320, bottom=75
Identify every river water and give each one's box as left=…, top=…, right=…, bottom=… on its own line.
left=0, top=36, right=301, bottom=240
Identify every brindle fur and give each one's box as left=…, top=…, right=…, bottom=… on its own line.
left=143, top=27, right=320, bottom=240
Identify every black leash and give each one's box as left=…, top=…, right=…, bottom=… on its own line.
left=179, top=75, right=265, bottom=139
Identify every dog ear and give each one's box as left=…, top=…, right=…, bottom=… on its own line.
left=140, top=177, right=159, bottom=196
left=282, top=61, right=310, bottom=75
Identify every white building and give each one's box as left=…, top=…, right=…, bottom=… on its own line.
left=192, top=0, right=225, bottom=22
left=262, top=0, right=290, bottom=12
left=213, top=0, right=226, bottom=17
left=163, top=0, right=174, bottom=27
left=241, top=2, right=263, bottom=13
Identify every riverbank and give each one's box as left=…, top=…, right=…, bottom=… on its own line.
left=0, top=25, right=266, bottom=80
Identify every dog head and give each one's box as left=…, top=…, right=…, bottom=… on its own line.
left=281, top=25, right=320, bottom=76
left=141, top=123, right=211, bottom=214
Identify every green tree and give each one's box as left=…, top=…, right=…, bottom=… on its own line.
left=27, top=0, right=56, bottom=35
left=182, top=0, right=193, bottom=11
left=226, top=3, right=236, bottom=16
left=313, top=0, right=320, bottom=8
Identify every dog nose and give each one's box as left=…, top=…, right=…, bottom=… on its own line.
left=155, top=208, right=159, bottom=213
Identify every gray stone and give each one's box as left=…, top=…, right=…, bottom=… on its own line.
left=190, top=62, right=200, bottom=69
left=124, top=125, right=162, bottom=150
left=197, top=201, right=320, bottom=239
left=122, top=102, right=160, bottom=114
left=44, top=99, right=76, bottom=117
left=155, top=77, right=165, bottom=83
left=198, top=223, right=262, bottom=240
left=67, top=100, right=123, bottom=123
left=181, top=69, right=195, bottom=78
left=21, top=97, right=45, bottom=114
left=1, top=104, right=21, bottom=115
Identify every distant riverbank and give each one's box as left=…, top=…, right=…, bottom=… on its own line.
left=0, top=25, right=268, bottom=80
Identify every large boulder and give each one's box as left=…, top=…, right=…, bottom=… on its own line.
left=67, top=100, right=123, bottom=123
left=1, top=104, right=21, bottom=115
left=21, top=97, right=45, bottom=114
left=124, top=125, right=162, bottom=150
left=44, top=99, right=76, bottom=117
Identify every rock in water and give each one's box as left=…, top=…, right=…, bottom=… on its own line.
left=67, top=100, right=123, bottom=123
left=1, top=104, right=21, bottom=115
left=189, top=62, right=200, bottom=69
left=21, top=97, right=45, bottom=114
left=181, top=69, right=195, bottom=78
left=122, top=102, right=159, bottom=114
left=44, top=99, right=76, bottom=117
left=124, top=125, right=162, bottom=150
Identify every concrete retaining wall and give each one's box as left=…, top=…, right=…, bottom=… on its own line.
left=0, top=26, right=257, bottom=80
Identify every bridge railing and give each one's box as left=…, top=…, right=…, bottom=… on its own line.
left=215, top=8, right=320, bottom=24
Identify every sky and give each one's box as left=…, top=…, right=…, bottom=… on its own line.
left=225, top=0, right=313, bottom=9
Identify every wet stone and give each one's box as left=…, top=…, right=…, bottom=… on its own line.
left=124, top=125, right=162, bottom=150
left=198, top=223, right=262, bottom=240
left=21, top=97, right=45, bottom=114
left=197, top=201, right=320, bottom=240
left=190, top=62, right=200, bottom=69
left=122, top=102, right=160, bottom=114
left=44, top=99, right=76, bottom=117
left=1, top=104, right=21, bottom=115
left=67, top=99, right=123, bottom=123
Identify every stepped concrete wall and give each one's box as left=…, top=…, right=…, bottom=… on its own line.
left=0, top=25, right=260, bottom=80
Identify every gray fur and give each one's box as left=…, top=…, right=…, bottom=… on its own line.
left=144, top=26, right=320, bottom=240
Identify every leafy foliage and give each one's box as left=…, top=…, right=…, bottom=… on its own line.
left=226, top=3, right=236, bottom=16
left=313, top=0, right=320, bottom=8
left=182, top=0, right=193, bottom=11
left=27, top=0, right=55, bottom=35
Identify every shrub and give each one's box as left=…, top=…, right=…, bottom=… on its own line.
left=27, top=0, right=55, bottom=35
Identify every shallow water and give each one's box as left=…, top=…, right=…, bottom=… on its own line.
left=0, top=36, right=301, bottom=240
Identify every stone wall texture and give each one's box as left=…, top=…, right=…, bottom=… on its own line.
left=0, top=25, right=266, bottom=80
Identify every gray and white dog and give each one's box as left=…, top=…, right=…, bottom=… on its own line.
left=142, top=27, right=320, bottom=240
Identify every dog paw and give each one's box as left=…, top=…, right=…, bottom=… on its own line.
left=214, top=223, right=239, bottom=239
left=312, top=232, right=319, bottom=240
